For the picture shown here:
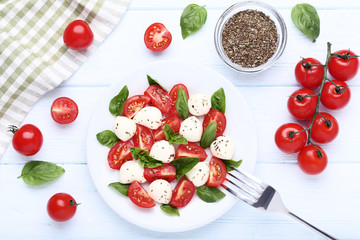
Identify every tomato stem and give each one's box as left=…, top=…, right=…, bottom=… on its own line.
left=69, top=199, right=80, bottom=207
left=7, top=125, right=18, bottom=134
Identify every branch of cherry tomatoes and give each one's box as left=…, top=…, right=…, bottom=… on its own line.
left=275, top=42, right=359, bottom=175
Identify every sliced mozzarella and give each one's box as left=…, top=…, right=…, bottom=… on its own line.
left=119, top=161, right=146, bottom=184
left=180, top=116, right=202, bottom=142
left=185, top=162, right=210, bottom=187
left=113, top=116, right=136, bottom=141
left=147, top=179, right=172, bottom=204
left=149, top=140, right=175, bottom=163
left=188, top=94, right=211, bottom=116
left=210, top=136, right=235, bottom=160
left=133, top=106, right=162, bottom=130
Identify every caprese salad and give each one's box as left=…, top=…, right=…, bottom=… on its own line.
left=96, top=75, right=242, bottom=216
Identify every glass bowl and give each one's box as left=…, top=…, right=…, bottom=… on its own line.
left=214, top=1, right=287, bottom=73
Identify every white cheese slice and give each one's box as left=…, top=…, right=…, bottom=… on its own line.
left=147, top=179, right=172, bottom=204
left=149, top=140, right=175, bottom=163
left=185, top=162, right=210, bottom=187
left=210, top=136, right=234, bottom=160
left=113, top=116, right=136, bottom=141
left=133, top=106, right=162, bottom=130
left=119, top=161, right=146, bottom=184
left=180, top=116, right=202, bottom=142
left=188, top=94, right=211, bottom=116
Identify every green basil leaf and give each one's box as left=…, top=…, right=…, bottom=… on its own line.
left=170, top=136, right=188, bottom=145
left=211, top=88, right=226, bottom=113
left=171, top=157, right=199, bottom=179
left=108, top=182, right=130, bottom=196
left=109, top=85, right=129, bottom=116
left=164, top=124, right=188, bottom=145
left=147, top=75, right=167, bottom=91
left=160, top=204, right=180, bottom=216
left=221, top=159, right=242, bottom=172
left=200, top=121, right=217, bottom=149
left=130, top=147, right=143, bottom=160
left=291, top=3, right=320, bottom=42
left=96, top=130, right=119, bottom=148
left=176, top=88, right=189, bottom=120
left=164, top=124, right=175, bottom=140
left=130, top=147, right=163, bottom=168
left=196, top=185, right=226, bottom=203
left=180, top=4, right=207, bottom=39
left=18, top=161, right=65, bottom=186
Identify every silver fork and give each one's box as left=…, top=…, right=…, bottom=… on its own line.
left=222, top=166, right=338, bottom=240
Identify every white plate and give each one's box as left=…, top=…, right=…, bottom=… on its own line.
left=86, top=60, right=257, bottom=232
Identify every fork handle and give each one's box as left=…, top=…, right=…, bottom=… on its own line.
left=287, top=212, right=338, bottom=240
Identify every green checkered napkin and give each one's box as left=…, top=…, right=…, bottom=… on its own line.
left=0, top=0, right=130, bottom=157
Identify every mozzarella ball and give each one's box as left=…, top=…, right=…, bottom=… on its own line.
left=210, top=136, right=235, bottom=160
left=180, top=116, right=203, bottom=142
left=133, top=106, right=162, bottom=129
left=188, top=94, right=211, bottom=116
left=149, top=140, right=175, bottom=163
left=147, top=179, right=172, bottom=204
left=185, top=162, right=210, bottom=187
left=113, top=116, right=136, bottom=141
left=119, top=161, right=146, bottom=184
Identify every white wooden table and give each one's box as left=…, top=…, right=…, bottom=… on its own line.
left=1, top=0, right=360, bottom=239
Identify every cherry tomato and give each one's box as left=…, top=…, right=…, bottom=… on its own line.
left=168, top=84, right=189, bottom=116
left=143, top=163, right=176, bottom=183
left=321, top=80, right=351, bottom=110
left=133, top=124, right=154, bottom=151
left=10, top=124, right=43, bottom=156
left=175, top=143, right=208, bottom=161
left=144, top=23, right=172, bottom=52
left=328, top=50, right=359, bottom=81
left=128, top=181, right=155, bottom=208
left=153, top=115, right=181, bottom=141
left=287, top=89, right=318, bottom=120
left=295, top=58, right=324, bottom=89
left=51, top=97, right=79, bottom=124
left=309, top=112, right=339, bottom=144
left=107, top=140, right=134, bottom=169
left=145, top=85, right=172, bottom=113
left=169, top=178, right=195, bottom=208
left=47, top=193, right=78, bottom=222
left=274, top=123, right=307, bottom=154
left=207, top=157, right=227, bottom=187
left=297, top=145, right=327, bottom=175
left=123, top=95, right=151, bottom=119
left=63, top=20, right=94, bottom=50
left=203, top=109, right=227, bottom=138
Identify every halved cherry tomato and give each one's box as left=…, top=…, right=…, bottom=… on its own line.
left=51, top=97, right=79, bottom=124
left=133, top=124, right=154, bottom=151
left=175, top=143, right=207, bottom=161
left=203, top=109, right=227, bottom=138
left=309, top=112, right=339, bottom=144
left=123, top=95, right=151, bottom=119
left=153, top=115, right=181, bottom=141
left=168, top=84, right=189, bottom=116
left=145, top=85, right=172, bottom=114
left=169, top=178, right=195, bottom=208
left=144, top=23, right=172, bottom=52
left=107, top=140, right=134, bottom=169
left=128, top=181, right=155, bottom=208
left=144, top=163, right=176, bottom=183
left=207, top=157, right=227, bottom=187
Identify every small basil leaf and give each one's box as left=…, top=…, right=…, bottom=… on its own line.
left=164, top=124, right=188, bottom=145
left=170, top=136, right=188, bottom=145
left=196, top=186, right=226, bottom=203
left=160, top=204, right=180, bottom=216
left=147, top=75, right=167, bottom=91
left=164, top=124, right=175, bottom=141
left=130, top=147, right=163, bottom=168
left=176, top=88, right=189, bottom=120
left=130, top=147, right=144, bottom=160
left=96, top=130, right=119, bottom=148
left=211, top=88, right=226, bottom=113
left=291, top=3, right=320, bottom=42
left=180, top=4, right=207, bottom=39
left=18, top=161, right=65, bottom=186
left=108, top=182, right=130, bottom=197
left=109, top=85, right=129, bottom=116
left=221, top=159, right=242, bottom=172
left=200, top=121, right=217, bottom=149
left=171, top=157, right=199, bottom=179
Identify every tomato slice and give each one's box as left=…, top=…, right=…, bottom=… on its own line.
left=153, top=115, right=181, bottom=141
left=203, top=109, right=227, bottom=138
left=207, top=157, right=227, bottom=187
left=144, top=163, right=176, bottom=183
left=107, top=140, right=134, bottom=169
left=133, top=124, right=154, bottom=151
left=175, top=143, right=208, bottom=161
left=144, top=85, right=172, bottom=114
left=51, top=97, right=79, bottom=124
left=169, top=178, right=195, bottom=208
left=128, top=181, right=155, bottom=208
left=168, top=84, right=189, bottom=116
left=144, top=23, right=172, bottom=52
left=123, top=95, right=151, bottom=119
